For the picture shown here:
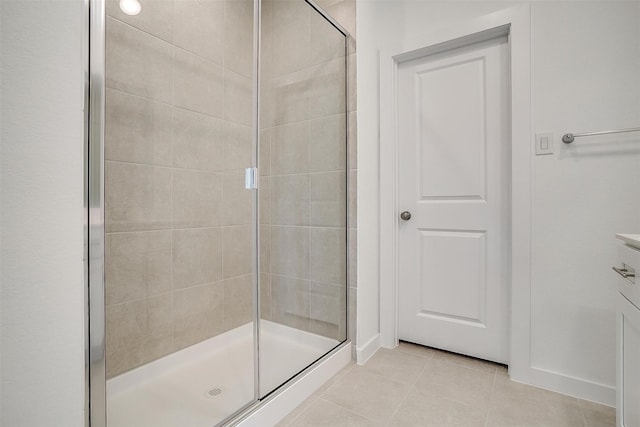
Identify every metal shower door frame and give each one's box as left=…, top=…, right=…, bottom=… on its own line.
left=84, top=0, right=351, bottom=425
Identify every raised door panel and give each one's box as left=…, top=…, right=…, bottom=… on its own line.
left=417, top=58, right=486, bottom=201
left=418, top=230, right=486, bottom=325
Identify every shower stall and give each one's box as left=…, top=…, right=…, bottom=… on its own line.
left=87, top=0, right=350, bottom=425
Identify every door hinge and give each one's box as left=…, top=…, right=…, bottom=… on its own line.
left=245, top=167, right=258, bottom=190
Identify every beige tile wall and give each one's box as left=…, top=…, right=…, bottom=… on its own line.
left=104, top=0, right=255, bottom=378
left=318, top=0, right=356, bottom=346
left=259, top=0, right=356, bottom=344
left=105, top=0, right=357, bottom=378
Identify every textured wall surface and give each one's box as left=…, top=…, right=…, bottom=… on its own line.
left=0, top=0, right=86, bottom=425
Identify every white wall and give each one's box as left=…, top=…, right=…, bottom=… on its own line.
left=0, top=0, right=86, bottom=425
left=357, top=0, right=640, bottom=404
left=530, top=2, right=640, bottom=390
left=0, top=0, right=636, bottom=420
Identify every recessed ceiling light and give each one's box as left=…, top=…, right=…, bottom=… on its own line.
left=119, top=0, right=141, bottom=16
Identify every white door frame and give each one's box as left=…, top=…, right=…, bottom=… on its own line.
left=379, top=4, right=532, bottom=380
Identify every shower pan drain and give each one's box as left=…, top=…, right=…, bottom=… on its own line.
left=205, top=388, right=223, bottom=398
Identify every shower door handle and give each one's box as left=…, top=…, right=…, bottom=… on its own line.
left=245, top=167, right=257, bottom=190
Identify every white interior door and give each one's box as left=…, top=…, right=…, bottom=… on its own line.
left=397, top=36, right=510, bottom=363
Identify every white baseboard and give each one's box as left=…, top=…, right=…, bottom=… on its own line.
left=237, top=343, right=352, bottom=427
left=356, top=333, right=381, bottom=365
left=511, top=365, right=615, bottom=406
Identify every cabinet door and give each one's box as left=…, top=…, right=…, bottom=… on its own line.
left=618, top=293, right=640, bottom=427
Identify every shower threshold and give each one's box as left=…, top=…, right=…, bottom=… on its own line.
left=106, top=321, right=343, bottom=427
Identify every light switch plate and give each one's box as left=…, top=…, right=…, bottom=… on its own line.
left=535, top=132, right=554, bottom=155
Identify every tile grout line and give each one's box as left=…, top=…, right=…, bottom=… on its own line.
left=105, top=158, right=226, bottom=174
left=320, top=351, right=432, bottom=424
left=320, top=396, right=385, bottom=425
left=305, top=5, right=313, bottom=335
left=106, top=224, right=253, bottom=236
left=270, top=168, right=349, bottom=177
left=319, top=379, right=388, bottom=425
left=221, top=0, right=227, bottom=334
left=394, top=344, right=438, bottom=360
left=168, top=0, right=176, bottom=356
left=579, top=400, right=588, bottom=427
left=281, top=396, right=316, bottom=427
left=105, top=85, right=229, bottom=123
left=108, top=13, right=254, bottom=79
left=316, top=364, right=353, bottom=399
left=280, top=363, right=358, bottom=425
left=483, top=368, right=499, bottom=427
left=106, top=79, right=253, bottom=129
left=383, top=357, right=432, bottom=426
left=432, top=350, right=504, bottom=374
left=107, top=274, right=254, bottom=310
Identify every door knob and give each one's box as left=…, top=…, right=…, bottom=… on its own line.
left=400, top=211, right=412, bottom=221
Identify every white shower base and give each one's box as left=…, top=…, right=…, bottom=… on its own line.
left=106, top=321, right=341, bottom=427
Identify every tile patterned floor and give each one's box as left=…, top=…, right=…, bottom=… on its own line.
left=276, top=342, right=615, bottom=427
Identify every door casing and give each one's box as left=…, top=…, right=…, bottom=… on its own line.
left=379, top=5, right=532, bottom=382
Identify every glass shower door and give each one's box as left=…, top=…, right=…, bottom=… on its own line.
left=98, top=0, right=348, bottom=423
left=258, top=0, right=349, bottom=397
left=102, top=0, right=258, bottom=425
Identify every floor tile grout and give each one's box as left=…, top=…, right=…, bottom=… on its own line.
left=283, top=344, right=614, bottom=427
left=483, top=369, right=498, bottom=427
left=383, top=357, right=431, bottom=426
left=319, top=396, right=386, bottom=426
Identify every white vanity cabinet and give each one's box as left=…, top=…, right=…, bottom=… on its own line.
left=615, top=234, right=640, bottom=427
